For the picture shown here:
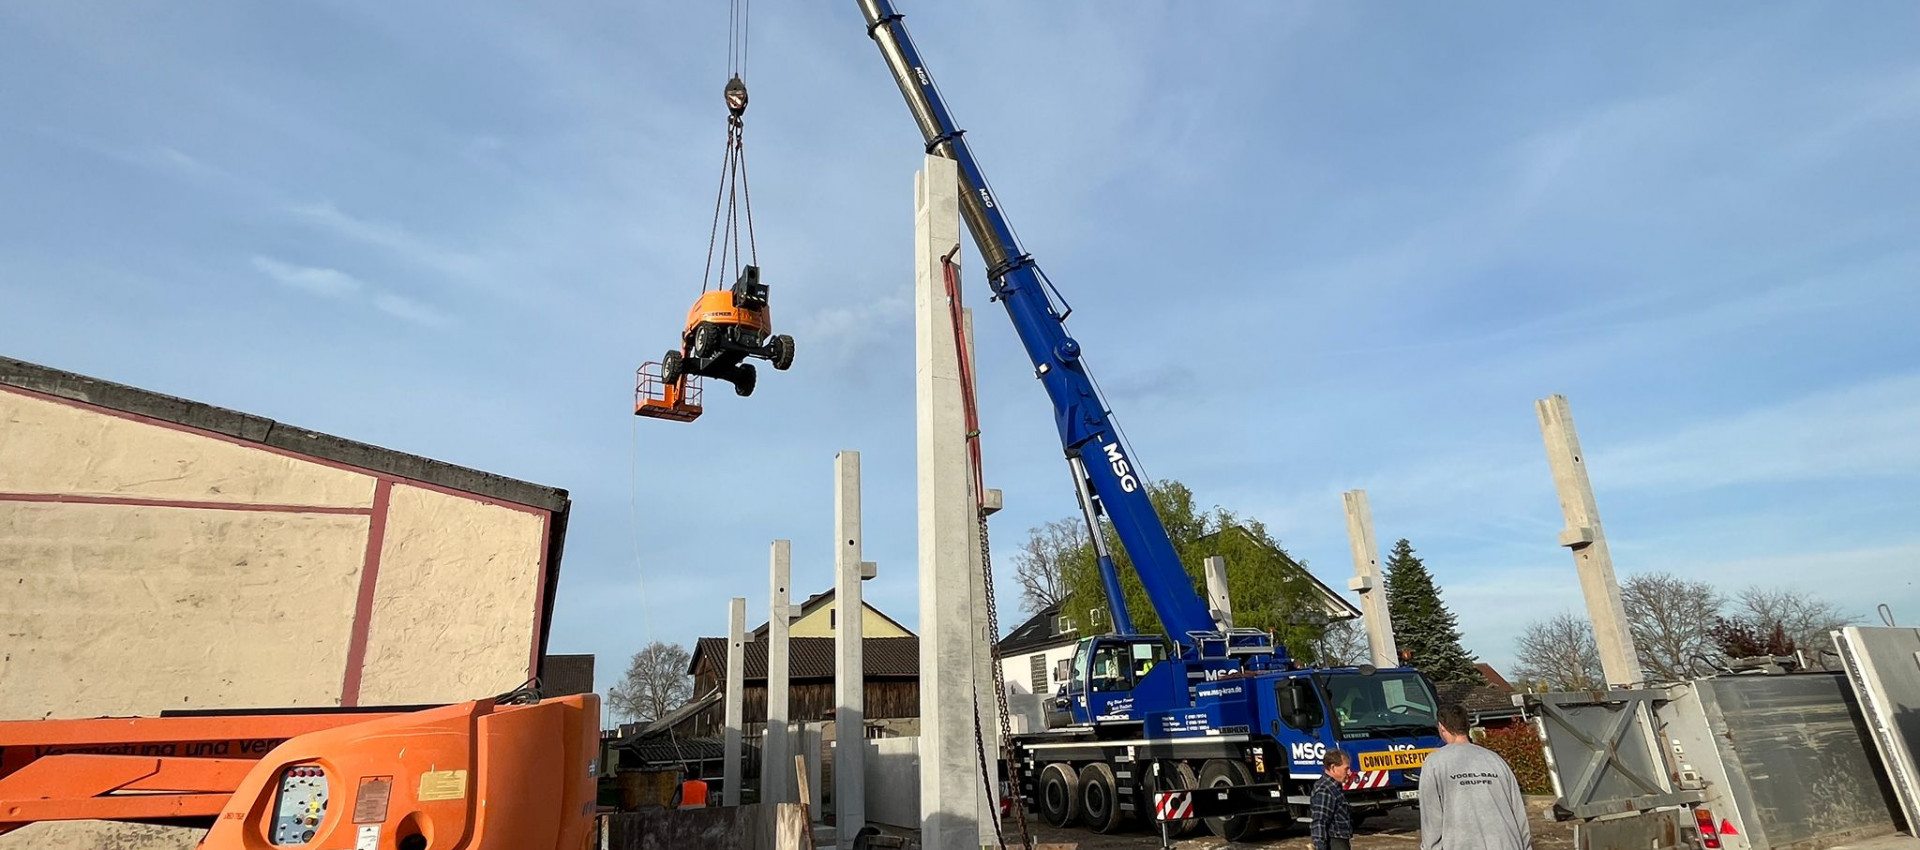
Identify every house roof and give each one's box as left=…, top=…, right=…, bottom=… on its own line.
left=1475, top=664, right=1513, bottom=691
left=997, top=602, right=1081, bottom=656
left=1197, top=526, right=1362, bottom=622
left=690, top=636, right=920, bottom=680
left=1435, top=680, right=1522, bottom=719
left=617, top=736, right=757, bottom=767
left=639, top=689, right=722, bottom=738
left=0, top=355, right=573, bottom=665
left=750, top=588, right=915, bottom=639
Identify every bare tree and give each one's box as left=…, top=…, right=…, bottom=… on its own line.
left=1310, top=618, right=1371, bottom=667
left=1734, top=586, right=1852, bottom=666
left=1013, top=518, right=1084, bottom=614
left=1513, top=612, right=1604, bottom=691
left=608, top=641, right=693, bottom=723
left=1621, top=572, right=1725, bottom=682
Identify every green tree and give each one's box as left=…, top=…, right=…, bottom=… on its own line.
left=1383, top=539, right=1483, bottom=683
left=1056, top=480, right=1333, bottom=661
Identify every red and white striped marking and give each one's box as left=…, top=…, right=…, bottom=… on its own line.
left=1343, top=770, right=1390, bottom=790
left=1154, top=791, right=1194, bottom=821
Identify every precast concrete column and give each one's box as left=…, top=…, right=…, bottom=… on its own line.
left=1342, top=490, right=1399, bottom=668
left=763, top=540, right=793, bottom=805
left=914, top=153, right=988, bottom=850
left=724, top=596, right=747, bottom=806
left=834, top=450, right=872, bottom=848
left=1204, top=555, right=1233, bottom=630
left=1536, top=394, right=1643, bottom=687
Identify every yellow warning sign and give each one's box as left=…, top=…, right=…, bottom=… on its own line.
left=1359, top=749, right=1434, bottom=772
left=417, top=770, right=469, bottom=801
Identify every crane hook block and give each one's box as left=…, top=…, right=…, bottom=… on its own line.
left=725, top=76, right=749, bottom=117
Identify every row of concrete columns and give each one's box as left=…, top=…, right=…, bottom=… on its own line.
left=1339, top=395, right=1642, bottom=688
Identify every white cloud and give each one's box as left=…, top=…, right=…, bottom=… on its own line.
left=251, top=255, right=453, bottom=328
left=371, top=292, right=454, bottom=328
left=1597, top=371, right=1920, bottom=492
left=251, top=256, right=363, bottom=298
left=285, top=202, right=483, bottom=281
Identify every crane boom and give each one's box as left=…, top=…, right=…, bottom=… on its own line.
left=858, top=0, right=1218, bottom=649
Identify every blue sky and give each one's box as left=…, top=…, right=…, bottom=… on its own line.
left=5, top=2, right=1916, bottom=698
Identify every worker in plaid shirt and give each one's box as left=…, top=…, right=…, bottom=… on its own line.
left=1312, top=748, right=1356, bottom=850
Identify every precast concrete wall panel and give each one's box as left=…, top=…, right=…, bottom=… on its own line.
left=355, top=482, right=548, bottom=704
left=0, top=500, right=366, bottom=717
left=0, top=387, right=376, bottom=507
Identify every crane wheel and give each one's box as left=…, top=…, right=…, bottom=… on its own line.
left=1199, top=759, right=1259, bottom=841
left=733, top=363, right=757, bottom=397
left=1154, top=761, right=1203, bottom=838
left=661, top=350, right=684, bottom=385
left=770, top=334, right=795, bottom=371
left=1079, top=762, right=1124, bottom=834
left=1036, top=763, right=1081, bottom=828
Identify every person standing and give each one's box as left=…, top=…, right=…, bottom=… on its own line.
left=1312, top=749, right=1356, bottom=850
left=1419, top=704, right=1532, bottom=850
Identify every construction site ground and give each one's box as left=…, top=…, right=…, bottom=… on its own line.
left=1014, top=798, right=1572, bottom=850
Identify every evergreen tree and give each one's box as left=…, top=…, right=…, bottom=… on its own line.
left=1383, top=539, right=1484, bottom=684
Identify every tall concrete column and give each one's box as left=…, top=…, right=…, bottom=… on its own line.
left=1536, top=394, right=1643, bottom=687
left=1341, top=490, right=1399, bottom=668
left=724, top=596, right=747, bottom=806
left=915, top=153, right=989, bottom=850
left=1204, top=555, right=1233, bottom=629
left=762, top=540, right=793, bottom=805
left=834, top=450, right=873, bottom=848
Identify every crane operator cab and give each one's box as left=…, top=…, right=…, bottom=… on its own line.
left=659, top=266, right=795, bottom=398
left=1047, top=636, right=1171, bottom=727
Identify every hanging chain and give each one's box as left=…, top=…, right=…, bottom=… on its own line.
left=944, top=249, right=1034, bottom=849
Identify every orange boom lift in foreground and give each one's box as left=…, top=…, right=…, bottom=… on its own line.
left=0, top=693, right=598, bottom=849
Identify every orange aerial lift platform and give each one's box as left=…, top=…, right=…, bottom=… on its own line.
left=0, top=693, right=598, bottom=849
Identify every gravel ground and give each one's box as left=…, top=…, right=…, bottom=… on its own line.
left=1011, top=798, right=1572, bottom=850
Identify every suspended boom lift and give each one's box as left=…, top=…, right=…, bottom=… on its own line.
left=637, top=75, right=795, bottom=421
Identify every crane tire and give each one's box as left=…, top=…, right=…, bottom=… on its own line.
left=1162, top=761, right=1203, bottom=837
left=1198, top=759, right=1259, bottom=841
left=1079, top=762, right=1124, bottom=834
left=1037, top=763, right=1081, bottom=828
left=661, top=350, right=683, bottom=385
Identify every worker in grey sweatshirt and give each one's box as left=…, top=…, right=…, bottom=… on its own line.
left=1419, top=704, right=1532, bottom=850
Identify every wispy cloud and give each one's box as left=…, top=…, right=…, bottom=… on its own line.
left=285, top=202, right=484, bottom=281
left=251, top=255, right=452, bottom=328
left=252, top=256, right=363, bottom=299
left=1598, top=371, right=1920, bottom=492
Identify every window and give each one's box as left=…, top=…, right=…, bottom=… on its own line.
left=1030, top=654, right=1049, bottom=690
left=1278, top=678, right=1326, bottom=733
left=829, top=608, right=836, bottom=630
left=1320, top=672, right=1440, bottom=739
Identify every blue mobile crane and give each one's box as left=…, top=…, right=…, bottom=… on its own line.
left=854, top=1, right=1447, bottom=840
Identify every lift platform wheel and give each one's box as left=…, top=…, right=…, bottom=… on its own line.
left=634, top=362, right=704, bottom=422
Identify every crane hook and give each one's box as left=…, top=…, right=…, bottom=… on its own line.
left=725, top=75, right=748, bottom=118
